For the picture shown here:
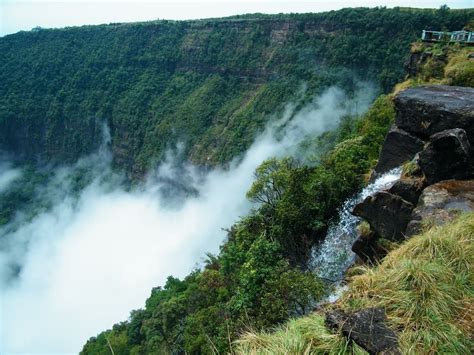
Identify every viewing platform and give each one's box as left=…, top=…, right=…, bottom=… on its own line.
left=421, top=30, right=474, bottom=44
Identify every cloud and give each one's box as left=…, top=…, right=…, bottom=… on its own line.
left=0, top=85, right=375, bottom=354
left=0, top=161, right=21, bottom=194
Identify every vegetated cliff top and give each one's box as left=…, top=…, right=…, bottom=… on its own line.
left=238, top=44, right=474, bottom=354
left=79, top=36, right=474, bottom=354
left=1, top=7, right=472, bottom=178
left=239, top=212, right=474, bottom=354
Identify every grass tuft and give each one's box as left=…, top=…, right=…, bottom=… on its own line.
left=342, top=213, right=474, bottom=354
left=237, top=213, right=473, bottom=354
left=235, top=313, right=368, bottom=354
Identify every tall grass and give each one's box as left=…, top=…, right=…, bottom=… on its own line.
left=343, top=212, right=474, bottom=354
left=235, top=313, right=367, bottom=355
left=236, top=213, right=473, bottom=354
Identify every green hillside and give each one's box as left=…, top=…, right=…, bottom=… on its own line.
left=1, top=7, right=472, bottom=178
left=80, top=36, right=474, bottom=354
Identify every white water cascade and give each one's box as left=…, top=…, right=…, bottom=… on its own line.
left=309, top=167, right=402, bottom=283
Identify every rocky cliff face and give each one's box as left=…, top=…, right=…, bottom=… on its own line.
left=2, top=9, right=472, bottom=177
left=352, top=85, right=474, bottom=261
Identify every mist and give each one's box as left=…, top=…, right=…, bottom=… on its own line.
left=0, top=84, right=375, bottom=354
left=0, top=161, right=21, bottom=194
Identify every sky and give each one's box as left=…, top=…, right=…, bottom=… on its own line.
left=1, top=0, right=472, bottom=36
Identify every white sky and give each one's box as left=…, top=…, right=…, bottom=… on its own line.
left=0, top=0, right=472, bottom=36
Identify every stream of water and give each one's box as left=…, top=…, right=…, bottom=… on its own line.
left=309, top=168, right=402, bottom=284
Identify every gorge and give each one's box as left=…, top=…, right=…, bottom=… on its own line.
left=0, top=6, right=473, bottom=355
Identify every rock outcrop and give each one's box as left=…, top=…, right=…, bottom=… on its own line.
left=355, top=85, right=474, bottom=263
left=406, top=179, right=474, bottom=236
left=353, top=192, right=413, bottom=241
left=374, top=125, right=425, bottom=174
left=325, top=308, right=400, bottom=355
left=351, top=232, right=389, bottom=264
left=394, top=85, right=474, bottom=140
left=418, top=128, right=473, bottom=184
left=374, top=85, right=474, bottom=176
left=388, top=177, right=426, bottom=205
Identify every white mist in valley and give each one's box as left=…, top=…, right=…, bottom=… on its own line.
left=0, top=85, right=374, bottom=354
left=0, top=161, right=21, bottom=194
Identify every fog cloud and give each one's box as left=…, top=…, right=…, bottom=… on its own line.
left=0, top=161, right=21, bottom=194
left=0, top=84, right=375, bottom=354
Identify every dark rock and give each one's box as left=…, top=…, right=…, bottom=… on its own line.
left=353, top=191, right=414, bottom=241
left=352, top=234, right=389, bottom=264
left=394, top=85, right=474, bottom=140
left=374, top=125, right=425, bottom=174
left=406, top=180, right=474, bottom=236
left=325, top=308, right=400, bottom=355
left=404, top=51, right=433, bottom=77
left=325, top=309, right=348, bottom=330
left=388, top=178, right=426, bottom=205
left=418, top=128, right=473, bottom=184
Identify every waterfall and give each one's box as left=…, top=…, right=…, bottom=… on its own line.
left=309, top=167, right=402, bottom=283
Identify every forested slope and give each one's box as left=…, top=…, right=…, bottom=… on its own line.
left=1, top=7, right=472, bottom=177
left=80, top=36, right=474, bottom=355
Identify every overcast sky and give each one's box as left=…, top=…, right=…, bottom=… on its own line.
left=0, top=0, right=472, bottom=36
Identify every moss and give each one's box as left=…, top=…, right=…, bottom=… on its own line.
left=356, top=221, right=372, bottom=239
left=401, top=160, right=421, bottom=178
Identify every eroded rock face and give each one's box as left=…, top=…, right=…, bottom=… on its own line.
left=351, top=233, right=389, bottom=264
left=394, top=85, right=474, bottom=140
left=353, top=191, right=414, bottom=241
left=418, top=128, right=472, bottom=184
left=406, top=180, right=474, bottom=236
left=325, top=308, right=400, bottom=355
left=374, top=125, right=425, bottom=174
left=388, top=178, right=426, bottom=205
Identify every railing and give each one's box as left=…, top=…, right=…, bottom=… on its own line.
left=421, top=30, right=474, bottom=44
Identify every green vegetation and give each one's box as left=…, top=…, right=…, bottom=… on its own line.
left=236, top=314, right=367, bottom=355
left=343, top=212, right=474, bottom=354
left=81, top=91, right=395, bottom=354
left=2, top=6, right=472, bottom=354
left=395, top=42, right=474, bottom=92
left=237, top=213, right=474, bottom=354
left=1, top=7, right=472, bottom=177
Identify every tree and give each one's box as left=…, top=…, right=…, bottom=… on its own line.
left=246, top=157, right=298, bottom=208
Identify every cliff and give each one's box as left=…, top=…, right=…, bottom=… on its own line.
left=1, top=8, right=472, bottom=178
left=241, top=56, right=474, bottom=353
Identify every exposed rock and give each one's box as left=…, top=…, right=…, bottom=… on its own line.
left=418, top=128, right=473, bottom=184
left=325, top=308, right=400, bottom=355
left=374, top=125, right=425, bottom=174
left=352, top=233, right=389, bottom=264
left=404, top=51, right=432, bottom=77
left=406, top=180, right=474, bottom=236
left=388, top=178, right=426, bottom=205
left=353, top=191, right=414, bottom=241
left=394, top=85, right=474, bottom=140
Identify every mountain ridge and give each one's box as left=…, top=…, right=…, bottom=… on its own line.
left=2, top=7, right=472, bottom=178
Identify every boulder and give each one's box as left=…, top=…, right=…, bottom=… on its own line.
left=353, top=191, right=414, bottom=241
left=394, top=85, right=474, bottom=140
left=325, top=308, right=400, bottom=355
left=388, top=178, right=426, bottom=205
left=406, top=180, right=474, bottom=236
left=418, top=128, right=473, bottom=185
left=374, top=125, right=425, bottom=174
left=352, top=233, right=389, bottom=264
